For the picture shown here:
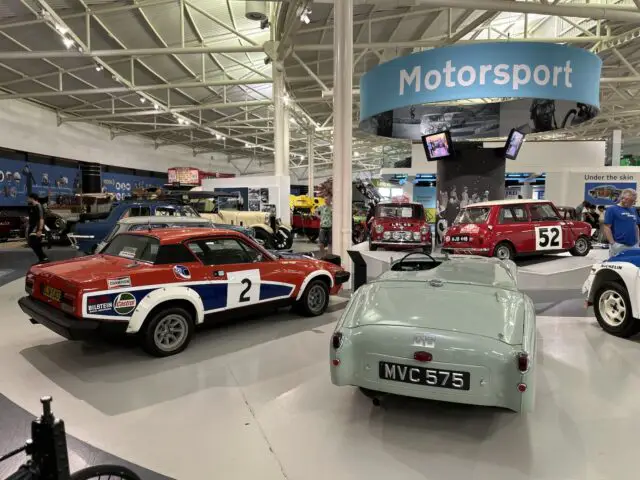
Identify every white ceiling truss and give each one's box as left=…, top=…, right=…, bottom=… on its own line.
left=1, top=0, right=640, bottom=179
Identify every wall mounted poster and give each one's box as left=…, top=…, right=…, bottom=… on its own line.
left=413, top=186, right=437, bottom=224
left=101, top=172, right=166, bottom=200
left=584, top=181, right=637, bottom=206
left=0, top=156, right=80, bottom=207
left=248, top=188, right=261, bottom=212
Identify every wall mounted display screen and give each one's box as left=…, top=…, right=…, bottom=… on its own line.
left=504, top=129, right=525, bottom=160
left=422, top=130, right=454, bottom=161
left=0, top=156, right=80, bottom=207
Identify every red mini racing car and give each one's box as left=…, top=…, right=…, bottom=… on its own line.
left=369, top=202, right=432, bottom=252
left=442, top=199, right=592, bottom=260
left=19, top=228, right=350, bottom=357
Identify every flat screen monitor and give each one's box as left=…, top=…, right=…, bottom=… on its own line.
left=421, top=130, right=454, bottom=161
left=505, top=129, right=525, bottom=160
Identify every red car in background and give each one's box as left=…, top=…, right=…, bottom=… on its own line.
left=369, top=202, right=432, bottom=252
left=0, top=210, right=26, bottom=242
left=442, top=199, right=592, bottom=261
left=18, top=228, right=349, bottom=357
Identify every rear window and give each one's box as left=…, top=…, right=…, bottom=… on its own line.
left=454, top=207, right=491, bottom=225
left=376, top=204, right=423, bottom=219
left=102, top=234, right=159, bottom=263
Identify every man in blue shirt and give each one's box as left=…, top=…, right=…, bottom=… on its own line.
left=603, top=189, right=640, bottom=257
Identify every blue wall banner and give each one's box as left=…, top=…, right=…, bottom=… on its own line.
left=101, top=172, right=166, bottom=200
left=584, top=182, right=637, bottom=206
left=360, top=42, right=602, bottom=120
left=0, top=157, right=80, bottom=207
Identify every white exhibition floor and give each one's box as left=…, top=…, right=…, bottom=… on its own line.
left=1, top=250, right=639, bottom=479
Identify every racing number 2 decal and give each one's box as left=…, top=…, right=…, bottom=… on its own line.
left=535, top=225, right=562, bottom=250
left=226, top=269, right=261, bottom=309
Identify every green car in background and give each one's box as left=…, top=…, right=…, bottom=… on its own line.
left=330, top=253, right=537, bottom=413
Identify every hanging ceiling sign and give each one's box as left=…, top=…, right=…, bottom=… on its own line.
left=359, top=42, right=602, bottom=121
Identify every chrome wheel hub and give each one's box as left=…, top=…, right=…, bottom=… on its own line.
left=496, top=246, right=510, bottom=260
left=599, top=290, right=626, bottom=327
left=307, top=285, right=326, bottom=314
left=576, top=238, right=588, bottom=254
left=154, top=314, right=188, bottom=352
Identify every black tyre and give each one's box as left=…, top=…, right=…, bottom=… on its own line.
left=253, top=228, right=275, bottom=249
left=70, top=464, right=141, bottom=480
left=570, top=236, right=590, bottom=257
left=593, top=281, right=639, bottom=338
left=275, top=227, right=293, bottom=250
left=493, top=242, right=514, bottom=261
left=142, top=307, right=194, bottom=357
left=296, top=279, right=329, bottom=317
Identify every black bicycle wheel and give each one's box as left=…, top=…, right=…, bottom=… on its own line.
left=70, top=464, right=141, bottom=480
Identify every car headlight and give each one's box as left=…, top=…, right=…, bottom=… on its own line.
left=404, top=232, right=412, bottom=241
left=420, top=226, right=428, bottom=234
left=413, top=231, right=421, bottom=240
left=392, top=231, right=401, bottom=240
left=383, top=231, right=391, bottom=240
left=375, top=224, right=384, bottom=234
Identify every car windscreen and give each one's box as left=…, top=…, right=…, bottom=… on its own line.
left=376, top=204, right=423, bottom=219
left=154, top=205, right=200, bottom=217
left=454, top=207, right=491, bottom=225
left=101, top=234, right=159, bottom=263
left=128, top=222, right=211, bottom=232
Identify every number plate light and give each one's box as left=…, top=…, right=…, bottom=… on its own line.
left=413, top=351, right=433, bottom=362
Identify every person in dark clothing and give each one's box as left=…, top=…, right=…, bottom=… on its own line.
left=27, top=193, right=48, bottom=263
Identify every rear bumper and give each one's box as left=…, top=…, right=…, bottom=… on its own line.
left=18, top=296, right=127, bottom=341
left=371, top=241, right=430, bottom=249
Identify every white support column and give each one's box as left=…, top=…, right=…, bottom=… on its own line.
left=283, top=105, right=290, bottom=177
left=273, top=65, right=285, bottom=177
left=333, top=0, right=353, bottom=269
left=611, top=129, right=622, bottom=166
left=307, top=131, right=315, bottom=194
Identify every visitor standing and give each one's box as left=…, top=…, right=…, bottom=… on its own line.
left=27, top=193, right=48, bottom=263
left=316, top=197, right=332, bottom=258
left=603, top=189, right=640, bottom=257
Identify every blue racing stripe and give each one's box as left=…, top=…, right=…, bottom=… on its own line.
left=190, top=283, right=228, bottom=311
left=260, top=283, right=294, bottom=300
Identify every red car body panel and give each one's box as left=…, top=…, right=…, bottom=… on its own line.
left=24, top=228, right=348, bottom=323
left=442, top=200, right=592, bottom=257
left=369, top=202, right=432, bottom=250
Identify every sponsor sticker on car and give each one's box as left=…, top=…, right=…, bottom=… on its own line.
left=113, top=292, right=137, bottom=315
left=88, top=301, right=113, bottom=314
left=173, top=265, right=191, bottom=280
left=107, top=277, right=132, bottom=289
left=118, top=247, right=137, bottom=259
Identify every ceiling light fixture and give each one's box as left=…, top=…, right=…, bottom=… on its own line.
left=154, top=103, right=159, bottom=111
left=95, top=64, right=103, bottom=72
left=54, top=24, right=68, bottom=35
left=215, top=134, right=222, bottom=140
left=62, top=37, right=74, bottom=49
left=300, top=8, right=311, bottom=24
left=139, top=97, right=146, bottom=103
left=354, top=152, right=360, bottom=157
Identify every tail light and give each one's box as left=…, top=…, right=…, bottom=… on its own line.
left=414, top=351, right=433, bottom=362
left=61, top=293, right=76, bottom=314
left=517, top=383, right=527, bottom=392
left=517, top=352, right=529, bottom=372
left=25, top=274, right=34, bottom=294
left=332, top=332, right=343, bottom=349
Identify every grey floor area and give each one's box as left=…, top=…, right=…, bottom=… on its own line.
left=1, top=239, right=638, bottom=479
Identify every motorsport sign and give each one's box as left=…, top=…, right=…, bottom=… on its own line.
left=359, top=42, right=602, bottom=120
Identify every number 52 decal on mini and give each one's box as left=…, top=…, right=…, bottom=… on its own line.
left=535, top=225, right=562, bottom=251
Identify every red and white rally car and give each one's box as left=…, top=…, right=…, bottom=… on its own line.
left=369, top=202, right=432, bottom=252
left=19, top=228, right=349, bottom=356
left=442, top=199, right=592, bottom=261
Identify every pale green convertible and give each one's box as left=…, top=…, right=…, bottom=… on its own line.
left=330, top=253, right=536, bottom=413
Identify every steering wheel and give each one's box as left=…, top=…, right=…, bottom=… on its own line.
left=393, top=251, right=437, bottom=271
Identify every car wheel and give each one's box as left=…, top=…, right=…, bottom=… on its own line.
left=275, top=227, right=293, bottom=249
left=296, top=279, right=329, bottom=317
left=254, top=229, right=275, bottom=249
left=570, top=236, right=590, bottom=257
left=594, top=281, right=639, bottom=338
left=493, top=242, right=514, bottom=261
left=142, top=307, right=194, bottom=357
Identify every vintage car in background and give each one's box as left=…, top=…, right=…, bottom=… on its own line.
left=368, top=202, right=431, bottom=252
left=588, top=185, right=622, bottom=203
left=442, top=199, right=592, bottom=261
left=94, top=216, right=254, bottom=253
left=0, top=209, right=26, bottom=241
left=183, top=190, right=293, bottom=250
left=290, top=195, right=321, bottom=242
left=19, top=229, right=349, bottom=357
left=68, top=199, right=199, bottom=254
left=583, top=248, right=640, bottom=338
left=330, top=252, right=536, bottom=413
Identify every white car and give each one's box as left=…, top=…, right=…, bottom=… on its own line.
left=583, top=249, right=640, bottom=338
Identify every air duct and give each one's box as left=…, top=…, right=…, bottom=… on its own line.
left=245, top=1, right=267, bottom=22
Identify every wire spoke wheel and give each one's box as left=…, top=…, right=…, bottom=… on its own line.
left=70, top=464, right=141, bottom=480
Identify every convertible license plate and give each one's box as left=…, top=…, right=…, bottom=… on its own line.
left=43, top=285, right=62, bottom=302
left=379, top=361, right=470, bottom=390
left=450, top=235, right=470, bottom=242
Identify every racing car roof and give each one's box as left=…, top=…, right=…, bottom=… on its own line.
left=118, top=216, right=212, bottom=225
left=126, top=227, right=247, bottom=244
left=466, top=199, right=552, bottom=208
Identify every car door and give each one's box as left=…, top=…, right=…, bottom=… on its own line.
left=528, top=203, right=565, bottom=253
left=186, top=237, right=297, bottom=312
left=494, top=205, right=533, bottom=252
